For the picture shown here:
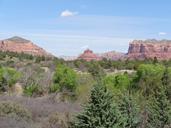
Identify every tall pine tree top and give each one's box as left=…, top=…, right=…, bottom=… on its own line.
left=71, top=84, right=120, bottom=128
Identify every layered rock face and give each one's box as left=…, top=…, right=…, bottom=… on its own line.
left=0, top=36, right=52, bottom=57
left=127, top=39, right=171, bottom=60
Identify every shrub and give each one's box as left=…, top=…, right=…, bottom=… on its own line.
left=0, top=101, right=31, bottom=120
left=44, top=112, right=70, bottom=128
left=103, top=73, right=131, bottom=93
left=49, top=83, right=60, bottom=93
left=24, top=84, right=41, bottom=97
left=87, top=61, right=106, bottom=80
left=52, top=64, right=77, bottom=92
left=0, top=67, right=21, bottom=92
left=133, top=64, right=165, bottom=97
left=76, top=74, right=96, bottom=103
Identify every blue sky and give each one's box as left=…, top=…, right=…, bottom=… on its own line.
left=0, top=0, right=171, bottom=56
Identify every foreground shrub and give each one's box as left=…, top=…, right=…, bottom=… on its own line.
left=49, top=83, right=60, bottom=93
left=24, top=84, right=40, bottom=97
left=0, top=101, right=31, bottom=120
left=44, top=112, right=70, bottom=128
left=0, top=116, right=35, bottom=128
left=0, top=67, right=21, bottom=92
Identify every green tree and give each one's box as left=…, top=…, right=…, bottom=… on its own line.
left=115, top=74, right=131, bottom=89
left=133, top=64, right=165, bottom=97
left=51, top=64, right=77, bottom=92
left=117, top=92, right=140, bottom=128
left=71, top=84, right=120, bottom=128
left=146, top=86, right=171, bottom=128
left=87, top=61, right=106, bottom=81
left=103, top=74, right=131, bottom=93
left=162, top=67, right=171, bottom=100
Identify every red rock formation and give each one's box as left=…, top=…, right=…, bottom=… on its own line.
left=127, top=39, right=171, bottom=60
left=0, top=36, right=52, bottom=57
left=78, top=49, right=101, bottom=61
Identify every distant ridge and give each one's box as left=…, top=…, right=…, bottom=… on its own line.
left=5, top=36, right=30, bottom=43
left=98, top=51, right=126, bottom=60
left=0, top=36, right=53, bottom=57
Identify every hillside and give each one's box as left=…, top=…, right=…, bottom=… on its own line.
left=0, top=36, right=52, bottom=57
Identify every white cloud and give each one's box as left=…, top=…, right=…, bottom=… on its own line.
left=81, top=45, right=89, bottom=50
left=158, top=32, right=167, bottom=36
left=60, top=10, right=78, bottom=17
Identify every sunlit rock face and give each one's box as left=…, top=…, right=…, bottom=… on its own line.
left=0, top=36, right=52, bottom=57
left=78, top=49, right=102, bottom=61
left=127, top=39, right=171, bottom=60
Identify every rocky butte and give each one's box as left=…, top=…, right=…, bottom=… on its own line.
left=78, top=49, right=102, bottom=61
left=0, top=36, right=52, bottom=57
left=127, top=39, right=171, bottom=60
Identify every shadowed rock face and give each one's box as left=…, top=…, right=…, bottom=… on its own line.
left=0, top=36, right=52, bottom=57
left=127, top=39, right=171, bottom=60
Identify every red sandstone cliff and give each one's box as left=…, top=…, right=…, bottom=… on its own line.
left=127, top=39, right=171, bottom=60
left=0, top=36, right=52, bottom=57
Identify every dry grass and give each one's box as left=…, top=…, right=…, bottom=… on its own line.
left=0, top=94, right=81, bottom=128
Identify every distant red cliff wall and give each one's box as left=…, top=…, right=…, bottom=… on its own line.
left=127, top=39, right=171, bottom=60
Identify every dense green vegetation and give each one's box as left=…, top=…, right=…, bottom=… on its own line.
left=1, top=52, right=171, bottom=127
left=71, top=63, right=171, bottom=128
left=71, top=84, right=120, bottom=128
left=0, top=67, right=21, bottom=92
left=50, top=64, right=77, bottom=92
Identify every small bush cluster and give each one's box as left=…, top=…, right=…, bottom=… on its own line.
left=0, top=101, right=31, bottom=120
left=0, top=67, right=21, bottom=92
left=43, top=112, right=70, bottom=128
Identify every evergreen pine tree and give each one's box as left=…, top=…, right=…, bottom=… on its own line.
left=147, top=86, right=171, bottom=128
left=117, top=92, right=140, bottom=128
left=71, top=84, right=120, bottom=128
left=162, top=67, right=169, bottom=87
left=162, top=67, right=171, bottom=100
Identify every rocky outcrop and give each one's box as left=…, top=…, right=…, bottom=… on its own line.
left=78, top=49, right=101, bottom=61
left=0, top=36, right=52, bottom=57
left=127, top=39, right=171, bottom=60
